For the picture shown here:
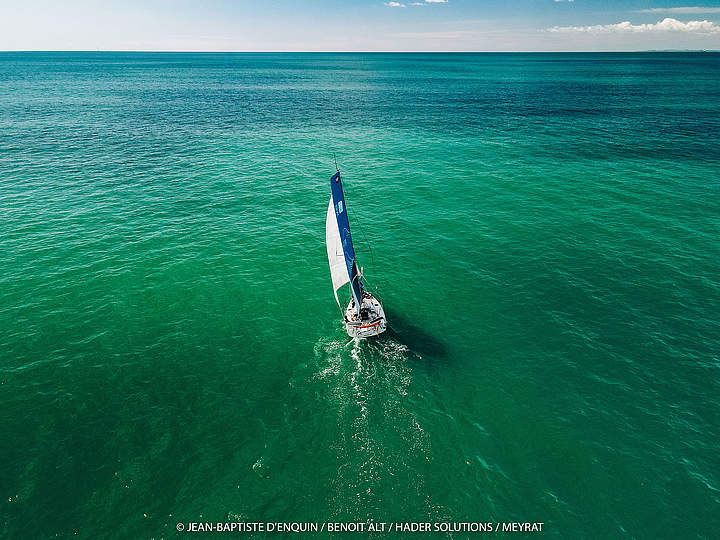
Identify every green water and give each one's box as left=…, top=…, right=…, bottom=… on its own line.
left=1, top=52, right=719, bottom=538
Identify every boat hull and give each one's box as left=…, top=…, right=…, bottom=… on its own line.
left=344, top=292, right=387, bottom=338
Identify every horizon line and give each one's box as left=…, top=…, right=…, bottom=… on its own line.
left=1, top=49, right=719, bottom=53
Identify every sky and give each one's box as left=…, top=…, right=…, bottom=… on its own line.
left=1, top=0, right=720, bottom=51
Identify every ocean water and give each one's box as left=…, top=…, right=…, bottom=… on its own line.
left=1, top=52, right=719, bottom=539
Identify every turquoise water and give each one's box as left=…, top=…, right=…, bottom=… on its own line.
left=1, top=52, right=719, bottom=538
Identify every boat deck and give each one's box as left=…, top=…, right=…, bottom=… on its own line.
left=344, top=292, right=387, bottom=338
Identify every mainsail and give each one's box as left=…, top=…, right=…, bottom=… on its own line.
left=326, top=171, right=363, bottom=313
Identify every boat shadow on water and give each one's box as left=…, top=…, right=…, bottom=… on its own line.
left=379, top=307, right=447, bottom=361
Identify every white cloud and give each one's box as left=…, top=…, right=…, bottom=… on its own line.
left=554, top=0, right=575, bottom=3
left=548, top=17, right=720, bottom=33
left=424, top=0, right=449, bottom=3
left=385, top=1, right=405, bottom=6
left=637, top=7, right=720, bottom=14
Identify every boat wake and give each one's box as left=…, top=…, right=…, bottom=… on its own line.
left=311, top=334, right=446, bottom=522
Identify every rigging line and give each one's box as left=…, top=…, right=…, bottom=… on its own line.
left=345, top=179, right=375, bottom=264
left=333, top=155, right=374, bottom=261
left=356, top=268, right=382, bottom=301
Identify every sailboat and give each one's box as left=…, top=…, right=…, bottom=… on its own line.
left=325, top=167, right=387, bottom=338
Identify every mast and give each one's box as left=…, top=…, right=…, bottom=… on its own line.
left=329, top=170, right=363, bottom=315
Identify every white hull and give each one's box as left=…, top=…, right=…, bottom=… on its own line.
left=344, top=292, right=387, bottom=339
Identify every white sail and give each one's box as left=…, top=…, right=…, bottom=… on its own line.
left=326, top=197, right=349, bottom=307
